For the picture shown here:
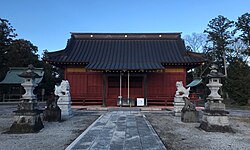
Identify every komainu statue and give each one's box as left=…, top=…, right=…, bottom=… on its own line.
left=54, top=80, right=70, bottom=97
left=182, top=97, right=196, bottom=111
left=54, top=80, right=72, bottom=120
left=175, top=81, right=190, bottom=98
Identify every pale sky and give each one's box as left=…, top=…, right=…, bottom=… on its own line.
left=1, top=0, right=249, bottom=56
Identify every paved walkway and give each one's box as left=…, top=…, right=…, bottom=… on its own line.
left=66, top=110, right=166, bottom=150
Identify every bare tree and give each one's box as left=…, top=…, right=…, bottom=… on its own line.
left=184, top=33, right=207, bottom=53
left=231, top=39, right=247, bottom=57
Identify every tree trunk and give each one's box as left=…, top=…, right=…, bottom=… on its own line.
left=223, top=51, right=227, bottom=77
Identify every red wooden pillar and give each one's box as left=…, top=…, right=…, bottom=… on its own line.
left=102, top=73, right=106, bottom=107
left=144, top=73, right=148, bottom=106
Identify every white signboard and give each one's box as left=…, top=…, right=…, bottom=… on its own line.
left=137, top=98, right=144, bottom=106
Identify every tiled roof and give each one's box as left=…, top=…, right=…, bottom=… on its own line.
left=45, top=33, right=206, bottom=70
left=0, top=67, right=44, bottom=84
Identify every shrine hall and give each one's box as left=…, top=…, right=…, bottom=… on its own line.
left=44, top=33, right=206, bottom=106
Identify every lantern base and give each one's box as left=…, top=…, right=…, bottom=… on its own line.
left=205, top=102, right=225, bottom=111
left=200, top=110, right=234, bottom=133
left=9, top=109, right=44, bottom=133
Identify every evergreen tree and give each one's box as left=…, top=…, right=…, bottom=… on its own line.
left=0, top=18, right=62, bottom=99
left=0, top=18, right=17, bottom=80
left=204, top=15, right=234, bottom=77
left=235, top=13, right=250, bottom=56
left=39, top=50, right=64, bottom=95
left=5, top=39, right=40, bottom=67
left=0, top=19, right=41, bottom=80
left=225, top=58, right=250, bottom=105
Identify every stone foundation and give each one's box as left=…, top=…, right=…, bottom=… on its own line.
left=200, top=110, right=234, bottom=133
left=199, top=121, right=234, bottom=133
left=9, top=110, right=44, bottom=133
left=181, top=110, right=199, bottom=123
left=174, top=96, right=185, bottom=116
left=57, top=98, right=72, bottom=120
left=43, top=106, right=61, bottom=122
left=17, top=101, right=38, bottom=110
left=205, top=102, right=225, bottom=111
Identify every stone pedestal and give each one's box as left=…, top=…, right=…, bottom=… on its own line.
left=181, top=97, right=199, bottom=123
left=43, top=106, right=61, bottom=122
left=57, top=96, right=72, bottom=120
left=181, top=110, right=199, bottom=123
left=174, top=96, right=185, bottom=116
left=200, top=98, right=233, bottom=132
left=10, top=109, right=43, bottom=133
left=17, top=100, right=38, bottom=110
left=205, top=101, right=225, bottom=111
left=201, top=101, right=233, bottom=132
left=200, top=110, right=233, bottom=132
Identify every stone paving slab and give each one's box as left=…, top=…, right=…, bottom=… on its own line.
left=66, top=111, right=166, bottom=150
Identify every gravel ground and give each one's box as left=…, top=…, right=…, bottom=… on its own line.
left=0, top=107, right=104, bottom=150
left=145, top=110, right=250, bottom=150
left=1, top=105, right=250, bottom=150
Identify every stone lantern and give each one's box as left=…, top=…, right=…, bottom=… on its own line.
left=205, top=64, right=225, bottom=110
left=18, top=65, right=41, bottom=107
left=9, top=64, right=44, bottom=133
left=200, top=64, right=233, bottom=132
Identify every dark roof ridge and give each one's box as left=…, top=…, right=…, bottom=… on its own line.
left=70, top=32, right=182, bottom=40
left=70, top=32, right=182, bottom=35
